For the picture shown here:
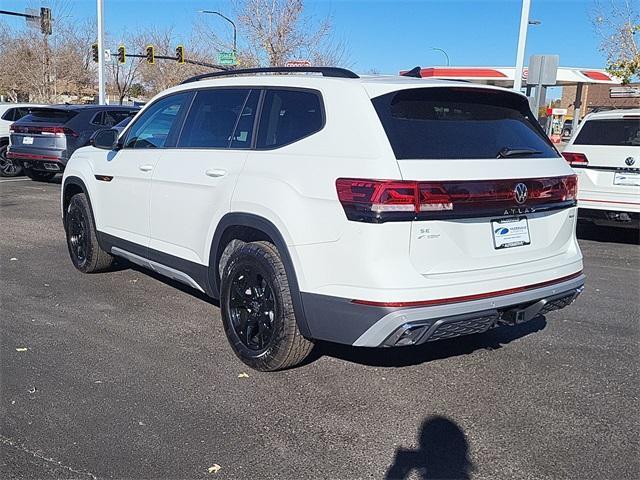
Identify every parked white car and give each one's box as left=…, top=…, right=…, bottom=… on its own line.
left=0, top=103, right=43, bottom=176
left=61, top=67, right=584, bottom=371
left=562, top=108, right=640, bottom=229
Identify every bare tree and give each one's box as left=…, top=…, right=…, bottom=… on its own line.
left=591, top=0, right=640, bottom=83
left=135, top=27, right=215, bottom=98
left=0, top=1, right=96, bottom=103
left=105, top=35, right=144, bottom=105
left=235, top=0, right=348, bottom=67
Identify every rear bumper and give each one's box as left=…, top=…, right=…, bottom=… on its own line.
left=301, top=273, right=585, bottom=347
left=7, top=150, right=67, bottom=172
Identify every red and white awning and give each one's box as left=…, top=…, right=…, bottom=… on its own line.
left=401, top=66, right=620, bottom=86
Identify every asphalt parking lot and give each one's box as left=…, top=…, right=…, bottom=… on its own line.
left=1, top=177, right=638, bottom=480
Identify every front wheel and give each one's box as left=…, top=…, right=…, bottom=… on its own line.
left=24, top=168, right=56, bottom=182
left=0, top=144, right=23, bottom=177
left=220, top=241, right=314, bottom=371
left=64, top=193, right=114, bottom=273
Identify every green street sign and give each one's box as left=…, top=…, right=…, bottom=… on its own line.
left=218, top=52, right=237, bottom=66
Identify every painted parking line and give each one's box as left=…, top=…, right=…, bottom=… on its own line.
left=0, top=178, right=33, bottom=183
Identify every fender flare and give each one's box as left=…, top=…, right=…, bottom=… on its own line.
left=208, top=212, right=311, bottom=338
left=62, top=176, right=108, bottom=251
left=62, top=176, right=90, bottom=213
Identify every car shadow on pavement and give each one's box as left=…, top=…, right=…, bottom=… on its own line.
left=385, top=415, right=473, bottom=480
left=307, top=316, right=547, bottom=368
left=577, top=222, right=639, bottom=245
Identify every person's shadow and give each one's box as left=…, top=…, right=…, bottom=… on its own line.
left=386, top=416, right=473, bottom=480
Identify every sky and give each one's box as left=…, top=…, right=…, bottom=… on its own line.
left=2, top=0, right=607, bottom=75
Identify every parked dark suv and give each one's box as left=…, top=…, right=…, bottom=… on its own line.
left=8, top=105, right=138, bottom=181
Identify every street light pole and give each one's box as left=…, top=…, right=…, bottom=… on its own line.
left=97, top=0, right=106, bottom=104
left=513, top=0, right=531, bottom=92
left=199, top=10, right=237, bottom=53
left=431, top=47, right=450, bottom=66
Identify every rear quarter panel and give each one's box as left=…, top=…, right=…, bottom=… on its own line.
left=229, top=83, right=401, bottom=289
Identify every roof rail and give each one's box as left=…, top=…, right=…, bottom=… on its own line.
left=180, top=66, right=359, bottom=84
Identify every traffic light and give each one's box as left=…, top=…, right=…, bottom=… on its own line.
left=175, top=45, right=185, bottom=64
left=91, top=43, right=99, bottom=63
left=40, top=7, right=52, bottom=35
left=117, top=46, right=126, bottom=64
left=145, top=45, right=155, bottom=64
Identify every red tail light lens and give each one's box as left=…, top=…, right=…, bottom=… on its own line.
left=562, top=152, right=588, bottom=167
left=9, top=125, right=77, bottom=137
left=336, top=176, right=577, bottom=223
left=336, top=180, right=419, bottom=214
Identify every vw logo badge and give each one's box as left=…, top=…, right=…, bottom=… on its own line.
left=625, top=157, right=636, bottom=166
left=514, top=183, right=528, bottom=204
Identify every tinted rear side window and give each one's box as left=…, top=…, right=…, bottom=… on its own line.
left=256, top=89, right=323, bottom=149
left=18, top=108, right=77, bottom=124
left=574, top=119, right=640, bottom=146
left=178, top=89, right=252, bottom=148
left=372, top=88, right=558, bottom=159
left=102, top=110, right=133, bottom=127
left=1, top=108, right=29, bottom=121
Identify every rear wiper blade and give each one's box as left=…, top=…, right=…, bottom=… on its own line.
left=497, top=147, right=543, bottom=158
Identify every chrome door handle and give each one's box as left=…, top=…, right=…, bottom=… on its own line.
left=205, top=169, right=227, bottom=178
left=139, top=165, right=153, bottom=172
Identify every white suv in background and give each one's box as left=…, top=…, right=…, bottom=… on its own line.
left=563, top=108, right=640, bottom=229
left=61, top=67, right=584, bottom=371
left=0, top=103, right=43, bottom=176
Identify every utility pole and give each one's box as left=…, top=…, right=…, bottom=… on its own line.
left=513, top=0, right=531, bottom=92
left=97, top=0, right=106, bottom=105
left=199, top=10, right=237, bottom=53
left=431, top=48, right=450, bottom=66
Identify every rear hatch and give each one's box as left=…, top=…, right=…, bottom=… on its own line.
left=367, top=86, right=577, bottom=279
left=563, top=114, right=640, bottom=201
left=9, top=107, right=79, bottom=162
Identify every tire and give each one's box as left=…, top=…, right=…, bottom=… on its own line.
left=24, top=168, right=56, bottom=182
left=220, top=240, right=314, bottom=371
left=64, top=193, right=114, bottom=273
left=0, top=144, right=23, bottom=177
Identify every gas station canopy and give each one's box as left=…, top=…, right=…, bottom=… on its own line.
left=402, top=66, right=621, bottom=87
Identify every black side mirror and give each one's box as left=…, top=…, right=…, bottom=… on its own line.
left=91, top=128, right=120, bottom=150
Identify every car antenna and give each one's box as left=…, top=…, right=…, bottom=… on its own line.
left=401, top=66, right=422, bottom=78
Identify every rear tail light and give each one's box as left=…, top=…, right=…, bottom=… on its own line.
left=336, top=175, right=577, bottom=223
left=9, top=125, right=77, bottom=137
left=562, top=152, right=589, bottom=167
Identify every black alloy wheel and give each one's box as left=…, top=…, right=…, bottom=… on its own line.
left=67, top=202, right=88, bottom=268
left=220, top=241, right=314, bottom=371
left=64, top=193, right=114, bottom=273
left=228, top=266, right=277, bottom=351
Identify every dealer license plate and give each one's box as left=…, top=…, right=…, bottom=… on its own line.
left=613, top=171, right=640, bottom=187
left=492, top=217, right=531, bottom=250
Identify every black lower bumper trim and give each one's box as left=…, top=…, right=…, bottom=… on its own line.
left=18, top=159, right=66, bottom=172
left=382, top=289, right=581, bottom=347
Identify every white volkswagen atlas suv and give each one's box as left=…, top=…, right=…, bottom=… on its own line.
left=61, top=67, right=584, bottom=371
left=562, top=108, right=639, bottom=229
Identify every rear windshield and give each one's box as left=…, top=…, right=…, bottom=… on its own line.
left=372, top=87, right=558, bottom=159
left=18, top=108, right=77, bottom=124
left=574, top=119, right=640, bottom=146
